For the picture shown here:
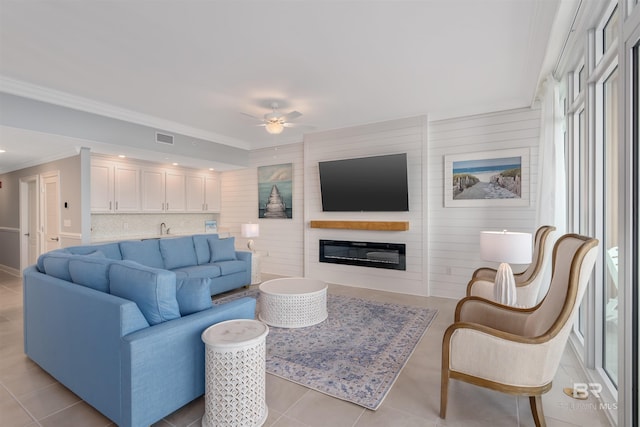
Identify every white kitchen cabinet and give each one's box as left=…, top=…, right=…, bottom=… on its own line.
left=91, top=161, right=113, bottom=213
left=186, top=174, right=206, bottom=212
left=141, top=168, right=186, bottom=212
left=185, top=173, right=220, bottom=212
left=204, top=175, right=221, bottom=212
left=114, top=165, right=140, bottom=212
left=91, top=160, right=140, bottom=213
left=165, top=171, right=186, bottom=212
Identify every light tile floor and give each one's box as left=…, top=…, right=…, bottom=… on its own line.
left=0, top=270, right=612, bottom=427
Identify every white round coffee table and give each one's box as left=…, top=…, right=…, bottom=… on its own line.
left=259, top=277, right=328, bottom=328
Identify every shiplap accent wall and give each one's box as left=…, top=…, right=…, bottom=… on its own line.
left=427, top=107, right=540, bottom=299
left=304, top=116, right=428, bottom=296
left=220, top=142, right=304, bottom=277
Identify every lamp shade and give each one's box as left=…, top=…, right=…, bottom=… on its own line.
left=480, top=231, right=532, bottom=264
left=241, top=223, right=260, bottom=238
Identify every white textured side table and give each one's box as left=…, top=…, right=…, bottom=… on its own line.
left=250, top=252, right=262, bottom=284
left=259, top=277, right=328, bottom=328
left=201, top=319, right=269, bottom=427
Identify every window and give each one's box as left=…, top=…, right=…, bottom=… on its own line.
left=602, top=67, right=619, bottom=384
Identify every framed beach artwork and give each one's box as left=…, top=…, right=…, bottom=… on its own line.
left=444, top=148, right=530, bottom=207
left=258, top=163, right=293, bottom=218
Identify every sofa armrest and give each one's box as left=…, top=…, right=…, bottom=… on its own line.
left=23, top=266, right=150, bottom=424
left=120, top=296, right=257, bottom=427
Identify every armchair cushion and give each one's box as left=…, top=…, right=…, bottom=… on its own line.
left=109, top=262, right=181, bottom=325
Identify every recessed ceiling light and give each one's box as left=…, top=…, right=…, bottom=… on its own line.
left=209, top=168, right=215, bottom=171
left=172, top=162, right=179, bottom=166
left=0, top=149, right=5, bottom=153
left=118, top=154, right=126, bottom=158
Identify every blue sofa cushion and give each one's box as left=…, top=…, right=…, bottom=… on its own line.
left=159, top=236, right=198, bottom=270
left=41, top=251, right=73, bottom=281
left=68, top=256, right=113, bottom=293
left=172, top=265, right=221, bottom=279
left=109, top=262, right=180, bottom=325
left=66, top=243, right=123, bottom=260
left=213, top=260, right=247, bottom=275
left=120, top=239, right=164, bottom=269
left=175, top=277, right=212, bottom=315
left=193, top=234, right=218, bottom=265
left=209, top=237, right=237, bottom=262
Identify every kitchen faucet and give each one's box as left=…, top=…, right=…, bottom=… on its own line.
left=160, top=222, right=166, bottom=235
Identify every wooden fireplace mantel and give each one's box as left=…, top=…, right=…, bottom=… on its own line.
left=309, top=220, right=409, bottom=231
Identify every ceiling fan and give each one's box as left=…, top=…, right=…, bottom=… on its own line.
left=241, top=102, right=305, bottom=135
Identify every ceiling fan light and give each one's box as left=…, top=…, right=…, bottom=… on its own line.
left=265, top=121, right=284, bottom=134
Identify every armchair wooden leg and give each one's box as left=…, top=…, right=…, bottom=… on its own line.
left=440, top=367, right=449, bottom=418
left=529, top=395, right=546, bottom=427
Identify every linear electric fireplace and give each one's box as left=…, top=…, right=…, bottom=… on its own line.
left=319, top=239, right=406, bottom=270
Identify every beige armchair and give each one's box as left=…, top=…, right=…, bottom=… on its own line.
left=441, top=234, right=599, bottom=427
left=467, top=225, right=557, bottom=307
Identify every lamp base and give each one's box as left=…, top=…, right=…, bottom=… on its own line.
left=247, top=239, right=255, bottom=252
left=494, top=263, right=517, bottom=306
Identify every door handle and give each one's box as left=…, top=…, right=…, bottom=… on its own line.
left=50, top=237, right=59, bottom=241
left=24, top=233, right=30, bottom=237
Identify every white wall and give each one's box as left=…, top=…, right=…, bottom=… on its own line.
left=220, top=142, right=305, bottom=277
left=304, top=116, right=428, bottom=296
left=427, top=107, right=540, bottom=299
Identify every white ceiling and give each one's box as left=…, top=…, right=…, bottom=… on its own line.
left=0, top=0, right=564, bottom=173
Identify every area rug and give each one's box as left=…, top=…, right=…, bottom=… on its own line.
left=214, top=289, right=438, bottom=410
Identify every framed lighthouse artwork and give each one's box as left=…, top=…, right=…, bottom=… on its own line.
left=258, top=163, right=293, bottom=219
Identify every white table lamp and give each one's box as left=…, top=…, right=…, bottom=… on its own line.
left=480, top=230, right=532, bottom=306
left=241, top=223, right=260, bottom=252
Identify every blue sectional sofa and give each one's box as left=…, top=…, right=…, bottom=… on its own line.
left=23, top=234, right=256, bottom=427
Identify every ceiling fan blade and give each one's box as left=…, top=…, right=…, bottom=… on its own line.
left=283, top=123, right=315, bottom=130
left=240, top=112, right=263, bottom=121
left=282, top=110, right=302, bottom=121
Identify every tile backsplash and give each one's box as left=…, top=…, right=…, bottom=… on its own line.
left=91, top=213, right=223, bottom=241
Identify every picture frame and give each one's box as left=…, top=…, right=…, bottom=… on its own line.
left=444, top=148, right=530, bottom=207
left=258, top=163, right=293, bottom=218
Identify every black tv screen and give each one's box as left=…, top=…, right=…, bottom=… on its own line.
left=318, top=153, right=409, bottom=212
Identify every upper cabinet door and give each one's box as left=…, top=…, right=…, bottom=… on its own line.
left=204, top=175, right=221, bottom=212
left=186, top=174, right=206, bottom=212
left=114, top=165, right=140, bottom=212
left=140, top=168, right=165, bottom=212
left=91, top=161, right=114, bottom=213
left=165, top=171, right=186, bottom=212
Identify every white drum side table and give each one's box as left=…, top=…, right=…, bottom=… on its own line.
left=259, top=277, right=328, bottom=328
left=201, top=319, right=269, bottom=427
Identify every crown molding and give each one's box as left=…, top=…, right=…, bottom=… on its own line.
left=0, top=76, right=251, bottom=150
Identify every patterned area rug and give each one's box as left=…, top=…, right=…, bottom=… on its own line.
left=214, top=288, right=438, bottom=410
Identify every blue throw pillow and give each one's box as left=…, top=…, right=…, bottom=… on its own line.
left=159, top=236, right=198, bottom=270
left=209, top=237, right=237, bottom=262
left=193, top=234, right=219, bottom=265
left=109, top=262, right=180, bottom=325
left=175, top=277, right=212, bottom=315
left=68, top=256, right=113, bottom=293
left=41, top=251, right=73, bottom=281
left=119, top=239, right=165, bottom=269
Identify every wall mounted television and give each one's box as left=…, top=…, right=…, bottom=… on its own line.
left=318, top=153, right=409, bottom=212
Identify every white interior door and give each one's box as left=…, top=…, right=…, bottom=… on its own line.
left=20, top=175, right=40, bottom=270
left=42, top=172, right=61, bottom=252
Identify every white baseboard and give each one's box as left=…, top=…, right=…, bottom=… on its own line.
left=0, top=264, right=21, bottom=277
